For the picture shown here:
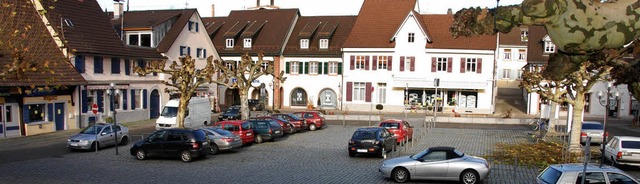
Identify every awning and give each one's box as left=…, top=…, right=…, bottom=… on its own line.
left=85, top=84, right=130, bottom=90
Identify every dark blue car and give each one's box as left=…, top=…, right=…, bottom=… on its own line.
left=218, top=105, right=241, bottom=121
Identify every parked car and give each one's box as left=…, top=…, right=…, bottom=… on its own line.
left=129, top=128, right=210, bottom=162
left=272, top=113, right=307, bottom=132
left=581, top=121, right=606, bottom=144
left=379, top=147, right=490, bottom=184
left=293, top=111, right=325, bottom=131
left=537, top=163, right=639, bottom=184
left=248, top=119, right=284, bottom=143
left=379, top=119, right=414, bottom=145
left=212, top=120, right=255, bottom=145
left=348, top=127, right=396, bottom=158
left=201, top=127, right=243, bottom=155
left=248, top=99, right=264, bottom=111
left=218, top=105, right=242, bottom=121
left=604, top=136, right=640, bottom=167
left=67, top=123, right=129, bottom=151
left=253, top=116, right=294, bottom=134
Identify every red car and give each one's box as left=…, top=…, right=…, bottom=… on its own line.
left=378, top=119, right=414, bottom=145
left=293, top=111, right=325, bottom=131
left=253, top=116, right=295, bottom=134
left=212, top=120, right=254, bottom=145
left=271, top=113, right=307, bottom=132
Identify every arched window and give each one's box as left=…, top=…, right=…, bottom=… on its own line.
left=290, top=88, right=307, bottom=106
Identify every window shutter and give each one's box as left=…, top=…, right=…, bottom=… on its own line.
left=372, top=56, right=377, bottom=71
left=47, top=103, right=53, bottom=121
left=285, top=62, right=290, bottom=74
left=365, top=82, right=372, bottom=102
left=365, top=56, right=370, bottom=70
left=94, top=56, right=103, bottom=73
left=125, top=59, right=131, bottom=75
left=122, top=89, right=128, bottom=110
left=388, top=56, right=393, bottom=71
left=143, top=89, right=148, bottom=109
left=180, top=46, right=184, bottom=56
left=400, top=57, right=405, bottom=72
left=338, top=62, right=343, bottom=74
left=137, top=59, right=145, bottom=68
left=410, top=57, right=415, bottom=72
left=477, top=58, right=483, bottom=74
left=346, top=82, right=353, bottom=102
left=300, top=62, right=305, bottom=74
left=22, top=105, right=29, bottom=123
left=447, top=57, right=453, bottom=73
left=81, top=89, right=88, bottom=113
left=431, top=57, right=436, bottom=72
left=304, top=62, right=309, bottom=74
left=350, top=56, right=355, bottom=70
left=460, top=58, right=466, bottom=73
left=188, top=21, right=193, bottom=31
left=188, top=47, right=191, bottom=56
left=131, top=90, right=136, bottom=110
left=323, top=62, right=328, bottom=74
left=75, top=55, right=85, bottom=73
left=204, top=49, right=207, bottom=58
left=196, top=22, right=199, bottom=32
left=97, top=90, right=104, bottom=112
left=111, top=57, right=120, bottom=74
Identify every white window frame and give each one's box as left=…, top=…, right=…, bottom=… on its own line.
left=436, top=57, right=447, bottom=72
left=180, top=46, right=189, bottom=56
left=404, top=56, right=411, bottom=71
left=518, top=50, right=526, bottom=61
left=300, top=39, right=309, bottom=49
left=408, top=33, right=415, bottom=43
left=319, top=39, right=329, bottom=49
left=377, top=56, right=388, bottom=70
left=353, top=82, right=366, bottom=101
left=291, top=61, right=299, bottom=74
left=544, top=41, right=556, bottom=53
left=355, top=56, right=366, bottom=70
left=226, top=39, right=234, bottom=48
left=112, top=91, right=122, bottom=110
left=521, top=30, right=528, bottom=42
left=261, top=61, right=269, bottom=72
left=243, top=38, right=252, bottom=48
left=465, top=58, right=477, bottom=73
left=377, top=83, right=386, bottom=104
left=328, top=62, right=338, bottom=74
left=126, top=31, right=152, bottom=47
left=225, top=62, right=234, bottom=70
left=87, top=90, right=97, bottom=109
left=504, top=49, right=511, bottom=60
left=502, top=69, right=511, bottom=79
left=516, top=70, right=523, bottom=79
left=135, top=89, right=142, bottom=109
left=309, top=62, right=318, bottom=74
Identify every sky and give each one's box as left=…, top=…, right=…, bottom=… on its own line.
left=98, top=0, right=524, bottom=17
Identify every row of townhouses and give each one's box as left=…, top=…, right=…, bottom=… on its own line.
left=0, top=0, right=636, bottom=138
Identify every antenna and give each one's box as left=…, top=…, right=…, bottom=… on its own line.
left=185, top=0, right=189, bottom=9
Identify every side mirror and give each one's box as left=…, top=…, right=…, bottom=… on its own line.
left=100, top=132, right=107, bottom=136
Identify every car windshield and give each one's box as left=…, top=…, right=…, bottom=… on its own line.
left=193, top=130, right=207, bottom=141
left=621, top=141, right=640, bottom=149
left=161, top=106, right=178, bottom=117
left=225, top=107, right=239, bottom=114
left=537, top=167, right=562, bottom=184
left=288, top=114, right=303, bottom=121
left=582, top=123, right=603, bottom=130
left=212, top=128, right=234, bottom=136
left=80, top=125, right=104, bottom=135
left=410, top=149, right=430, bottom=160
left=380, top=122, right=400, bottom=129
left=352, top=130, right=376, bottom=140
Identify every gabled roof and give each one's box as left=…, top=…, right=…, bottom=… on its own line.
left=343, top=0, right=417, bottom=48
left=500, top=26, right=528, bottom=46
left=203, top=9, right=300, bottom=56
left=526, top=26, right=549, bottom=64
left=224, top=21, right=249, bottom=39
left=0, top=0, right=86, bottom=87
left=422, top=14, right=496, bottom=50
left=298, top=22, right=321, bottom=39
left=241, top=21, right=267, bottom=39
left=111, top=9, right=198, bottom=53
left=391, top=10, right=431, bottom=43
left=42, top=0, right=162, bottom=59
left=283, top=16, right=357, bottom=56
left=203, top=17, right=225, bottom=37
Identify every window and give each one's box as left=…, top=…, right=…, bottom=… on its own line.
left=518, top=49, right=526, bottom=60
left=408, top=33, right=415, bottom=43
left=465, top=58, right=477, bottom=72
left=179, top=46, right=190, bottom=56
left=26, top=104, right=45, bottom=123
left=226, top=39, right=234, bottom=48
left=291, top=61, right=299, bottom=74
left=606, top=172, right=636, bottom=183
left=377, top=56, right=388, bottom=70
left=544, top=41, right=556, bottom=53
left=423, top=151, right=447, bottom=161
left=504, top=49, right=512, bottom=60
left=437, top=57, right=448, bottom=72
left=111, top=57, right=120, bottom=74
left=74, top=55, right=85, bottom=73
left=575, top=172, right=606, bottom=184
left=127, top=32, right=151, bottom=47
left=113, top=92, right=121, bottom=110
left=225, top=62, right=234, bottom=70
left=94, top=56, right=103, bottom=74
left=502, top=69, right=511, bottom=79
left=328, top=62, right=338, bottom=74
left=196, top=48, right=206, bottom=59
left=135, top=89, right=142, bottom=109
left=319, top=39, right=329, bottom=49
left=261, top=61, right=269, bottom=72
left=521, top=30, right=528, bottom=42
left=516, top=69, right=523, bottom=79
left=4, top=106, right=11, bottom=122
left=353, top=82, right=366, bottom=101
left=355, top=56, right=366, bottom=70
left=243, top=38, right=252, bottom=48
left=405, top=56, right=411, bottom=71
left=188, top=21, right=199, bottom=32
left=377, top=83, right=386, bottom=104
left=300, top=39, right=309, bottom=49
left=290, top=88, right=307, bottom=106
left=309, top=62, right=318, bottom=74
left=584, top=93, right=591, bottom=113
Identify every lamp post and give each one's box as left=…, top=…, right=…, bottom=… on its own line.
left=434, top=78, right=440, bottom=126
left=106, top=82, right=119, bottom=155
left=596, top=82, right=620, bottom=166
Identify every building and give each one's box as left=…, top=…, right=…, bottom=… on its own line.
left=497, top=26, right=528, bottom=88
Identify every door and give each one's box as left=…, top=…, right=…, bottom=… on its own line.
left=165, top=130, right=187, bottom=156
left=1, top=104, right=18, bottom=137
left=54, top=103, right=65, bottom=131
left=414, top=151, right=449, bottom=179
left=98, top=126, right=116, bottom=147
left=145, top=130, right=168, bottom=156
left=150, top=89, right=160, bottom=119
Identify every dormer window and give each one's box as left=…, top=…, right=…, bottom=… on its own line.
left=300, top=39, right=309, bottom=49
left=226, top=39, right=234, bottom=48
left=126, top=32, right=152, bottom=47
left=544, top=41, right=556, bottom=53
left=243, top=38, right=252, bottom=48
left=520, top=29, right=528, bottom=42
left=408, top=33, right=415, bottom=43
left=319, top=39, right=329, bottom=49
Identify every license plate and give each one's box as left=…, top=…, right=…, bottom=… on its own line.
left=275, top=131, right=280, bottom=133
left=247, top=133, right=252, bottom=136
left=357, top=149, right=367, bottom=153
left=70, top=143, right=78, bottom=146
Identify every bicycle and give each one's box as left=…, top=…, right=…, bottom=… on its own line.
left=530, top=117, right=549, bottom=131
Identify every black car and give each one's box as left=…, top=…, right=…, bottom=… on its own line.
left=218, top=105, right=241, bottom=121
left=248, top=99, right=264, bottom=111
left=348, top=127, right=396, bottom=159
left=247, top=119, right=284, bottom=143
left=130, top=128, right=210, bottom=162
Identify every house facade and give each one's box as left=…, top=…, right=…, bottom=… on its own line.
left=497, top=26, right=529, bottom=88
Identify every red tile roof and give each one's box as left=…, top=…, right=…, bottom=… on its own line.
left=283, top=16, right=357, bottom=56
left=343, top=0, right=417, bottom=48
left=422, top=14, right=497, bottom=50
left=0, top=0, right=86, bottom=87
left=500, top=26, right=528, bottom=46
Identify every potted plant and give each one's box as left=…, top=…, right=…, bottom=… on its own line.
left=306, top=98, right=314, bottom=110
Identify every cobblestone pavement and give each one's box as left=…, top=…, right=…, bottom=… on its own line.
left=0, top=120, right=637, bottom=184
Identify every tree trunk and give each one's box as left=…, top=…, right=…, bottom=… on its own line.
left=569, top=94, right=586, bottom=154
left=240, top=88, right=250, bottom=120
left=177, top=95, right=192, bottom=128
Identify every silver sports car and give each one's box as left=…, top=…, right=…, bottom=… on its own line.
left=379, top=147, right=490, bottom=184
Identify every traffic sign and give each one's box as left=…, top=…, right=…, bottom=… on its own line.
left=91, top=103, right=98, bottom=115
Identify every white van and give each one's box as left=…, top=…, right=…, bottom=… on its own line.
left=156, top=97, right=212, bottom=130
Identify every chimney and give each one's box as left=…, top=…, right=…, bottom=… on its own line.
left=113, top=2, right=124, bottom=19
left=447, top=8, right=452, bottom=15
left=211, top=4, right=215, bottom=17
left=271, top=0, right=274, bottom=6
left=256, top=0, right=260, bottom=7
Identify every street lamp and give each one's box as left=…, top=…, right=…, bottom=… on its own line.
left=106, top=82, right=119, bottom=155
left=596, top=81, right=620, bottom=166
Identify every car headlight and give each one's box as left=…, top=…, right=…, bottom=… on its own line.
left=80, top=140, right=89, bottom=144
left=67, top=139, right=71, bottom=142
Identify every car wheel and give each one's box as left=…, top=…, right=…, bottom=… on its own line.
left=611, top=157, right=618, bottom=167
left=180, top=150, right=193, bottom=163
left=391, top=168, right=410, bottom=183
left=91, top=142, right=99, bottom=151
left=309, top=124, right=317, bottom=131
left=135, top=149, right=146, bottom=160
left=460, top=170, right=479, bottom=184
left=349, top=151, right=355, bottom=157
left=255, top=135, right=263, bottom=144
left=119, top=136, right=128, bottom=146
left=288, top=125, right=295, bottom=134
left=380, top=147, right=386, bottom=159
left=209, top=144, right=219, bottom=155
